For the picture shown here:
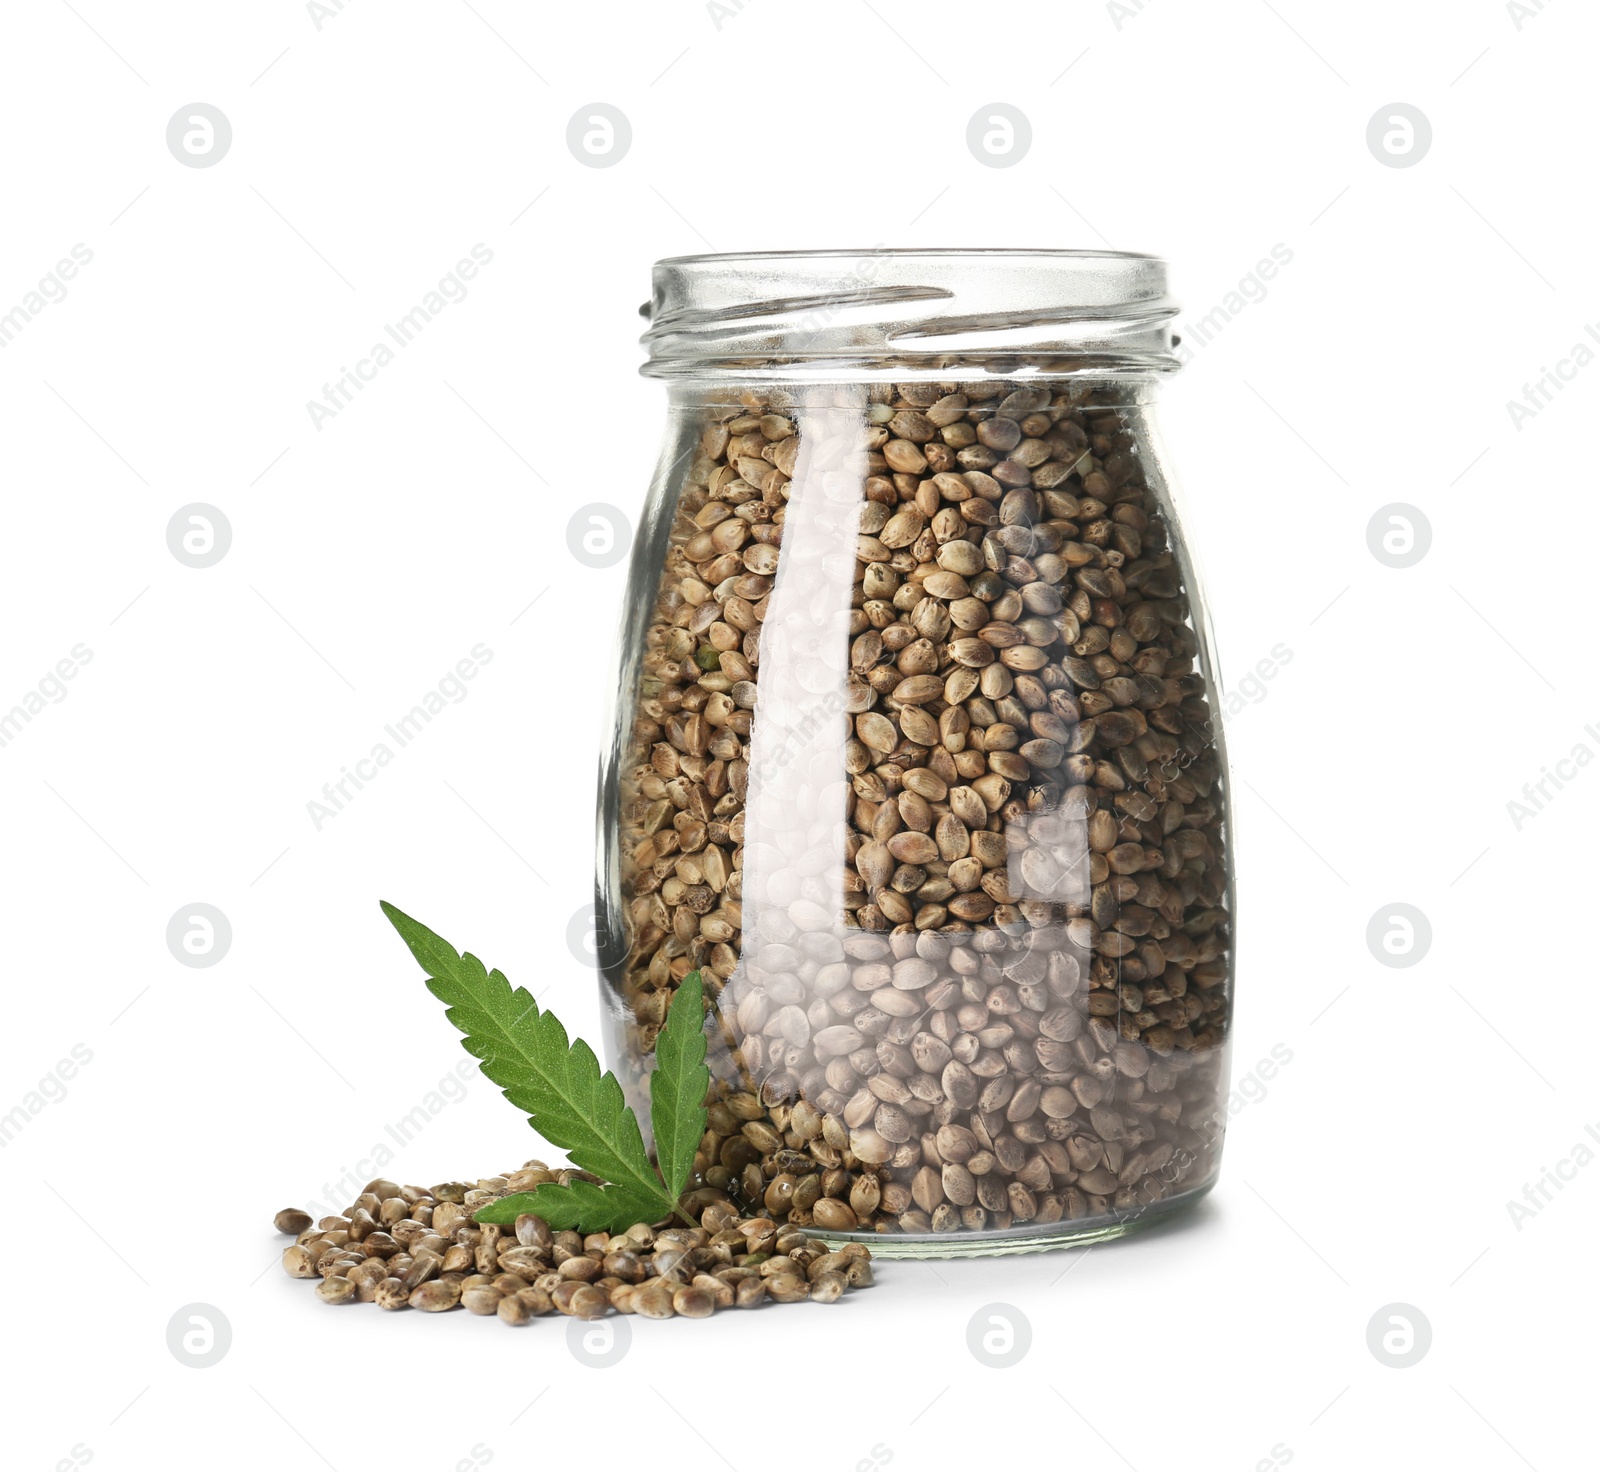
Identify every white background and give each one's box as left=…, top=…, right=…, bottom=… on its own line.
left=2, top=1, right=1593, bottom=1468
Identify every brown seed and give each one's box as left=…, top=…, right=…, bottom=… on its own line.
left=495, top=1247, right=547, bottom=1281
left=496, top=1294, right=533, bottom=1326
left=516, top=1285, right=555, bottom=1316
left=550, top=1281, right=587, bottom=1315
left=315, top=1276, right=356, bottom=1305
left=942, top=1162, right=977, bottom=1207
left=881, top=507, right=927, bottom=547
left=849, top=1175, right=882, bottom=1218
left=362, top=1231, right=402, bottom=1259
left=977, top=417, right=1022, bottom=452
left=634, top=1280, right=677, bottom=1319
left=1041, top=1085, right=1078, bottom=1119
left=402, top=1250, right=442, bottom=1291
left=695, top=1272, right=736, bottom=1309
left=936, top=540, right=985, bottom=575
left=849, top=1127, right=891, bottom=1165
left=610, top=1284, right=639, bottom=1314
left=911, top=1166, right=944, bottom=1214
left=515, top=1213, right=553, bottom=1251
left=805, top=1249, right=849, bottom=1281
left=884, top=440, right=928, bottom=474
left=735, top=1277, right=769, bottom=1309
left=374, top=1278, right=409, bottom=1310
left=766, top=1274, right=810, bottom=1303
left=274, top=1208, right=312, bottom=1236
left=887, top=831, right=939, bottom=865
left=672, top=1285, right=716, bottom=1318
left=844, top=1259, right=875, bottom=1289
left=409, top=1280, right=460, bottom=1312
left=810, top=1270, right=847, bottom=1303
left=892, top=674, right=944, bottom=705
left=462, top=1286, right=504, bottom=1315
left=922, top=570, right=970, bottom=601
left=811, top=1198, right=859, bottom=1232
left=856, top=712, right=898, bottom=752
left=568, top=1285, right=611, bottom=1320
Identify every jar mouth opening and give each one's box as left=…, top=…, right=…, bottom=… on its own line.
left=642, top=248, right=1182, bottom=380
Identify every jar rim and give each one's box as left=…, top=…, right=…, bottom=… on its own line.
left=642, top=248, right=1182, bottom=381
left=655, top=247, right=1167, bottom=265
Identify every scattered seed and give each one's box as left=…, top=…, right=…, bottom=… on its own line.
left=810, top=1271, right=847, bottom=1303
left=280, top=1173, right=873, bottom=1328
left=462, top=1286, right=503, bottom=1316
left=373, top=1278, right=409, bottom=1311
left=496, top=1293, right=532, bottom=1326
left=315, top=1276, right=356, bottom=1305
left=672, top=1286, right=716, bottom=1318
left=409, top=1280, right=461, bottom=1313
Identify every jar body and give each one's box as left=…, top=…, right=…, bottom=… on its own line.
left=598, top=374, right=1233, bottom=1255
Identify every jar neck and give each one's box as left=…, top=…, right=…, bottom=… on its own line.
left=640, top=250, right=1183, bottom=382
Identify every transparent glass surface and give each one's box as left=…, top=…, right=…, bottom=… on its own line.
left=598, top=253, right=1232, bottom=1255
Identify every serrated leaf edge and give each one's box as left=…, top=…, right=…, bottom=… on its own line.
left=380, top=901, right=676, bottom=1223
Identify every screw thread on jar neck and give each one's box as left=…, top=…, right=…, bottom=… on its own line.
left=641, top=248, right=1183, bottom=383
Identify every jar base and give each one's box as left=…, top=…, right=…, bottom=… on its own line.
left=811, top=1180, right=1216, bottom=1259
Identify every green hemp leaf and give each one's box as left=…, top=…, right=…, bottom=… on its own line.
left=649, top=968, right=709, bottom=1204
left=380, top=902, right=710, bottom=1234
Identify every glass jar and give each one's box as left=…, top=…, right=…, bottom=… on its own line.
left=597, top=250, right=1233, bottom=1256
